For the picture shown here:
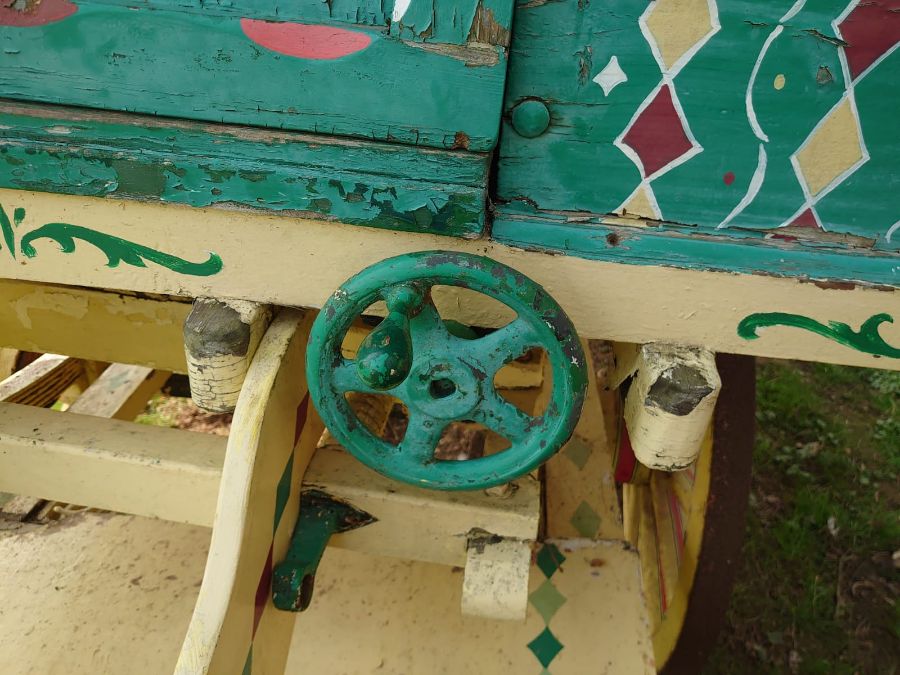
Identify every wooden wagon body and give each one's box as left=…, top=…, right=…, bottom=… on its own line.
left=0, top=0, right=896, bottom=673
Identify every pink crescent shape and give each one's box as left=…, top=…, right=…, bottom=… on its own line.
left=240, top=19, right=373, bottom=60
left=0, top=0, right=77, bottom=26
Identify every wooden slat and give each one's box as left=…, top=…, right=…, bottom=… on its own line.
left=0, top=1, right=510, bottom=151
left=304, top=445, right=540, bottom=567
left=68, top=363, right=170, bottom=420
left=0, top=353, right=83, bottom=406
left=0, top=403, right=225, bottom=526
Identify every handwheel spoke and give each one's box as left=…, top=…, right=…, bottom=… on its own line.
left=408, top=301, right=450, bottom=348
left=398, top=410, right=446, bottom=462
left=471, top=390, right=536, bottom=445
left=332, top=359, right=383, bottom=395
left=469, top=318, right=543, bottom=376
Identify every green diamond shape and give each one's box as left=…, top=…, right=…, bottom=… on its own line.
left=563, top=436, right=592, bottom=470
left=570, top=500, right=601, bottom=538
left=529, top=579, right=566, bottom=623
left=535, top=543, right=566, bottom=578
left=527, top=627, right=564, bottom=667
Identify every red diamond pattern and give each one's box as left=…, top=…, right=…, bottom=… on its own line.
left=838, top=0, right=900, bottom=80
left=621, top=84, right=694, bottom=179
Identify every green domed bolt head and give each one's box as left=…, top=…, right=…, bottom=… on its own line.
left=511, top=99, right=551, bottom=138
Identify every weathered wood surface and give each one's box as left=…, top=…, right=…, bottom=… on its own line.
left=498, top=0, right=900, bottom=254
left=0, top=353, right=83, bottom=406
left=0, top=102, right=488, bottom=237
left=0, top=0, right=512, bottom=151
left=1, top=190, right=897, bottom=370
left=177, top=309, right=322, bottom=674
left=496, top=0, right=900, bottom=291
left=0, top=279, right=191, bottom=373
left=0, top=402, right=225, bottom=525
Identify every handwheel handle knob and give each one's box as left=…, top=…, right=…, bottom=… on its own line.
left=355, top=283, right=425, bottom=390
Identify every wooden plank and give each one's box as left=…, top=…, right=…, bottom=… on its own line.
left=176, top=309, right=323, bottom=674
left=0, top=353, right=83, bottom=406
left=0, top=102, right=488, bottom=238
left=68, top=363, right=170, bottom=421
left=0, top=403, right=225, bottom=526
left=0, top=348, right=17, bottom=379
left=0, top=513, right=209, bottom=675
left=498, top=0, right=900, bottom=250
left=0, top=514, right=653, bottom=675
left=0, top=1, right=511, bottom=151
left=0, top=279, right=190, bottom=373
left=288, top=541, right=654, bottom=673
left=304, top=445, right=540, bottom=567
left=1, top=190, right=897, bottom=371
left=544, top=340, right=623, bottom=540
left=492, top=212, right=899, bottom=287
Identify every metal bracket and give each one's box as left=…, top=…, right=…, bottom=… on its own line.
left=272, top=489, right=376, bottom=612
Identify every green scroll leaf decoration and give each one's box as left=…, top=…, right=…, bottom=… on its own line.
left=0, top=203, right=15, bottom=259
left=738, top=312, right=900, bottom=359
left=19, top=222, right=223, bottom=276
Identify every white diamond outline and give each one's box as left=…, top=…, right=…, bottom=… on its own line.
left=613, top=0, right=720, bottom=216
left=613, top=81, right=703, bottom=182
left=639, top=0, right=722, bottom=80
left=593, top=55, right=628, bottom=96
left=780, top=0, right=888, bottom=231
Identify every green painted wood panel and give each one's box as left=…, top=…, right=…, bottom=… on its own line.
left=492, top=211, right=898, bottom=287
left=0, top=103, right=487, bottom=237
left=498, top=0, right=900, bottom=253
left=0, top=0, right=512, bottom=151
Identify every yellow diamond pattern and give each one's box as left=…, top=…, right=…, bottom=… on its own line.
left=795, top=98, right=865, bottom=197
left=644, top=0, right=714, bottom=72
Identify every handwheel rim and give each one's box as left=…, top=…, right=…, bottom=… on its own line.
left=307, top=251, right=588, bottom=491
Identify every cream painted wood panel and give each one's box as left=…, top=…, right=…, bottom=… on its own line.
left=1, top=190, right=897, bottom=371
left=0, top=514, right=209, bottom=675
left=0, top=278, right=190, bottom=372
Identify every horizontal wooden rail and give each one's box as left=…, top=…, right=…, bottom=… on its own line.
left=0, top=404, right=539, bottom=567
left=0, top=403, right=224, bottom=526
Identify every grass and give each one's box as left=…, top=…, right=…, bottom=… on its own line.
left=706, top=361, right=899, bottom=674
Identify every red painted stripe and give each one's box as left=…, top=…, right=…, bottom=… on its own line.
left=294, top=393, right=310, bottom=446
left=252, top=544, right=274, bottom=639
left=0, top=0, right=76, bottom=26
left=614, top=424, right=638, bottom=483
left=667, top=484, right=684, bottom=565
left=240, top=19, right=372, bottom=60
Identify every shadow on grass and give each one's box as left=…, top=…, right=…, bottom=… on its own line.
left=705, top=361, right=899, bottom=675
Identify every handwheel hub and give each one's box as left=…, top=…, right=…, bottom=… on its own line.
left=406, top=356, right=483, bottom=420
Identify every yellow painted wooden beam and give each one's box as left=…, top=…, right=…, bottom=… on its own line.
left=304, top=445, right=540, bottom=567
left=2, top=189, right=897, bottom=371
left=0, top=278, right=190, bottom=372
left=0, top=403, right=224, bottom=525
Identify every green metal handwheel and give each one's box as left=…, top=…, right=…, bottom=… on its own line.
left=306, top=251, right=588, bottom=491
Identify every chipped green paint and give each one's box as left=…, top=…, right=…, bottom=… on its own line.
left=492, top=213, right=898, bottom=288
left=272, top=490, right=375, bottom=612
left=306, top=251, right=588, bottom=491
left=498, top=0, right=900, bottom=248
left=0, top=205, right=222, bottom=276
left=0, top=103, right=487, bottom=238
left=0, top=1, right=511, bottom=151
left=738, top=312, right=900, bottom=359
